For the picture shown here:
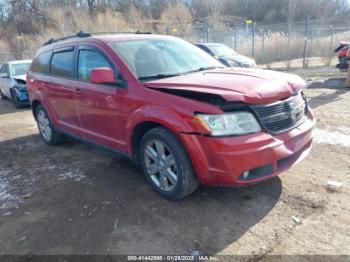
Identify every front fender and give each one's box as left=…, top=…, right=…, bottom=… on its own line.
left=10, top=80, right=29, bottom=102
left=125, top=105, right=196, bottom=155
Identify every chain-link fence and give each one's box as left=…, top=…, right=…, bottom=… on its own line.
left=172, top=17, right=350, bottom=68
left=2, top=17, right=350, bottom=68
left=0, top=50, right=34, bottom=64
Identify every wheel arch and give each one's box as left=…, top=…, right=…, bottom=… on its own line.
left=126, top=106, right=194, bottom=162
left=130, top=121, right=163, bottom=162
left=31, top=99, right=42, bottom=119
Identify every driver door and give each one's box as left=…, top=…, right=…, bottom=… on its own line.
left=72, top=45, right=126, bottom=152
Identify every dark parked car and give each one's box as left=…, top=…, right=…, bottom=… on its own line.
left=334, top=41, right=350, bottom=71
left=27, top=32, right=315, bottom=199
left=196, top=43, right=256, bottom=68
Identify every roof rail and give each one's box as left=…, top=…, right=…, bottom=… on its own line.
left=43, top=30, right=152, bottom=46
left=135, top=31, right=152, bottom=34
left=43, top=31, right=91, bottom=46
left=88, top=31, right=152, bottom=35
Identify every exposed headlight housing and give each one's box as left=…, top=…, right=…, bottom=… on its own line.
left=196, top=112, right=261, bottom=136
left=16, top=84, right=27, bottom=90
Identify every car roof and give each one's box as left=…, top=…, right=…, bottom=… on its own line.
left=7, top=59, right=32, bottom=65
left=41, top=34, right=175, bottom=48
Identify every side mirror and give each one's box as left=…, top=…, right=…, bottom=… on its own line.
left=90, top=67, right=117, bottom=85
left=0, top=73, right=9, bottom=78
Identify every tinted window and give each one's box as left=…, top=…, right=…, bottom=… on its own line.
left=32, top=52, right=51, bottom=74
left=0, top=64, right=4, bottom=74
left=78, top=50, right=111, bottom=81
left=50, top=50, right=74, bottom=78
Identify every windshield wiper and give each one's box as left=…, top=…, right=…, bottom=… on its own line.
left=138, top=73, right=181, bottom=81
left=184, top=66, right=225, bottom=74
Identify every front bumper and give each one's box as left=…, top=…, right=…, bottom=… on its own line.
left=13, top=86, right=30, bottom=105
left=180, top=110, right=316, bottom=186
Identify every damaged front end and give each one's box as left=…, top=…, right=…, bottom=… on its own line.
left=11, top=78, right=30, bottom=106
left=146, top=85, right=309, bottom=137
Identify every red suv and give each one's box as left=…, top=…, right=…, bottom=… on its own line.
left=27, top=32, right=315, bottom=199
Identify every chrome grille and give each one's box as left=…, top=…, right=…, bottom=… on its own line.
left=251, top=92, right=308, bottom=134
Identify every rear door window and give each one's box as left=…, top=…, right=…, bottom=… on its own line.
left=78, top=50, right=111, bottom=81
left=50, top=50, right=74, bottom=78
left=32, top=52, right=51, bottom=74
left=4, top=64, right=10, bottom=77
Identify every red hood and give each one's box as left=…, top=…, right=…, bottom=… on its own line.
left=145, top=68, right=306, bottom=104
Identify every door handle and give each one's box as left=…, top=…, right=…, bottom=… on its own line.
left=74, top=88, right=83, bottom=94
left=38, top=82, right=48, bottom=90
left=42, top=82, right=50, bottom=87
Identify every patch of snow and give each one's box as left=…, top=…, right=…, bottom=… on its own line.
left=0, top=170, right=20, bottom=216
left=57, top=170, right=87, bottom=182
left=326, top=180, right=344, bottom=193
left=292, top=216, right=302, bottom=224
left=313, top=128, right=350, bottom=148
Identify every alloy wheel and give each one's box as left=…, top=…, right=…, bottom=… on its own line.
left=144, top=139, right=178, bottom=191
left=37, top=110, right=52, bottom=142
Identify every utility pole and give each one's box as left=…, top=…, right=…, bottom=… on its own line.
left=287, top=0, right=293, bottom=61
left=252, top=21, right=256, bottom=59
left=261, top=28, right=265, bottom=64
left=329, top=26, right=334, bottom=59
left=303, top=16, right=310, bottom=68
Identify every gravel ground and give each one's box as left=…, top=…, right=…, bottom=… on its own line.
left=0, top=66, right=349, bottom=258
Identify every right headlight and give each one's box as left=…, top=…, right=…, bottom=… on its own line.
left=195, top=111, right=261, bottom=136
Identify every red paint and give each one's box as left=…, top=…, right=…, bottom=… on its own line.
left=27, top=34, right=315, bottom=187
left=90, top=67, right=116, bottom=84
left=146, top=68, right=306, bottom=104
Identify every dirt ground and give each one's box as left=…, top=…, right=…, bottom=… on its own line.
left=0, top=66, right=349, bottom=258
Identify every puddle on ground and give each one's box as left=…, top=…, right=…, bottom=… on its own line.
left=313, top=127, right=350, bottom=148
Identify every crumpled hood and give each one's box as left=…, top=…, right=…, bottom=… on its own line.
left=13, top=75, right=27, bottom=83
left=145, top=68, right=306, bottom=104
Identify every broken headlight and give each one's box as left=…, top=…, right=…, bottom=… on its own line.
left=196, top=112, right=261, bottom=136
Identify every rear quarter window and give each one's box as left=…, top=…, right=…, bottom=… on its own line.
left=31, top=51, right=51, bottom=74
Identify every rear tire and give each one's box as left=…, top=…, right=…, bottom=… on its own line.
left=35, top=105, right=66, bottom=145
left=140, top=127, right=199, bottom=200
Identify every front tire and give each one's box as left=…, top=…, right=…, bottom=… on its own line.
left=36, top=105, right=66, bottom=145
left=11, top=90, right=23, bottom=109
left=140, top=127, right=199, bottom=200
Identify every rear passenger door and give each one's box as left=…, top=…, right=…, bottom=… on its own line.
left=47, top=46, right=80, bottom=135
left=72, top=45, right=125, bottom=151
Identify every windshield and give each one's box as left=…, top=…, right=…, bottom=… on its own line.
left=207, top=44, right=237, bottom=57
left=110, top=38, right=224, bottom=80
left=11, top=63, right=31, bottom=76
